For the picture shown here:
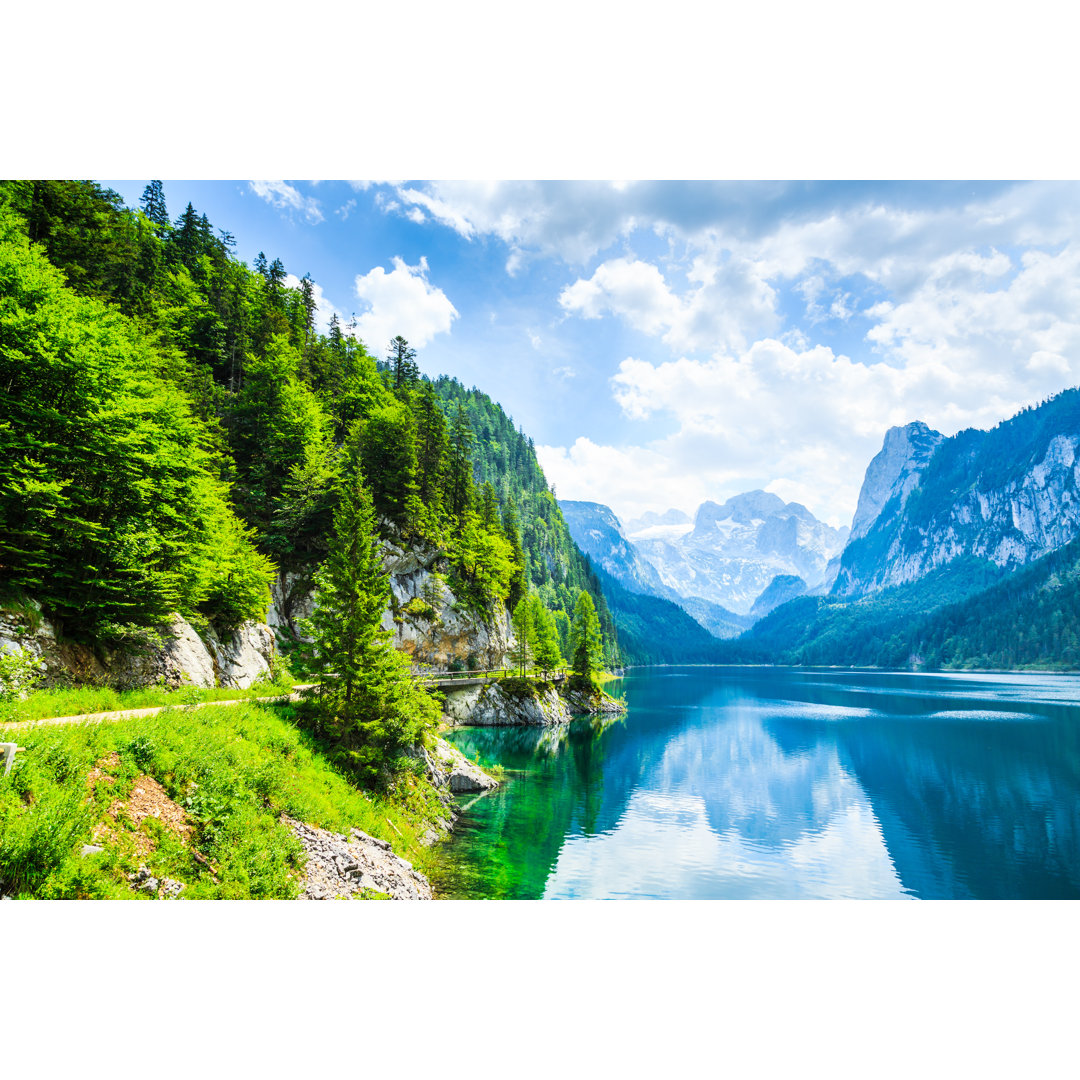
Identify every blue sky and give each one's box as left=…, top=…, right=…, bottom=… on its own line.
left=107, top=180, right=1080, bottom=528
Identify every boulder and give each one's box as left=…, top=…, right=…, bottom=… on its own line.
left=422, top=737, right=499, bottom=793
left=444, top=680, right=572, bottom=726
left=204, top=620, right=274, bottom=688
left=108, top=615, right=216, bottom=690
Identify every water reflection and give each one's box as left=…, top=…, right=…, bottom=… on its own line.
left=430, top=668, right=1080, bottom=899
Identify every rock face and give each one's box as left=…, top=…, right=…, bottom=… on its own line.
left=381, top=541, right=513, bottom=672
left=284, top=815, right=432, bottom=900
left=562, top=685, right=627, bottom=715
left=203, top=621, right=275, bottom=689
left=0, top=606, right=274, bottom=691
left=421, top=737, right=499, bottom=793
left=848, top=422, right=944, bottom=541
left=834, top=391, right=1080, bottom=598
left=267, top=540, right=513, bottom=674
left=443, top=680, right=572, bottom=726
left=629, top=490, right=849, bottom=616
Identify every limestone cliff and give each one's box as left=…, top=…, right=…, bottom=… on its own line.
left=0, top=604, right=274, bottom=690
left=268, top=539, right=513, bottom=674
left=443, top=680, right=572, bottom=727
left=834, top=391, right=1080, bottom=597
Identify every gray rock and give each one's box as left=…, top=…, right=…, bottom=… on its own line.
left=443, top=681, right=571, bottom=726
left=203, top=621, right=274, bottom=689
left=285, top=815, right=433, bottom=900
left=80, top=844, right=104, bottom=857
left=421, top=738, right=499, bottom=793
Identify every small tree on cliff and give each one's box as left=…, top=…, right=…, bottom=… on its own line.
left=530, top=595, right=563, bottom=679
left=570, top=589, right=603, bottom=688
left=510, top=596, right=535, bottom=677
left=301, top=460, right=438, bottom=785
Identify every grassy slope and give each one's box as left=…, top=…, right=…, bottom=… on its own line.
left=0, top=700, right=446, bottom=899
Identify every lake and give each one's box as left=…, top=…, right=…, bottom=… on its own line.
left=428, top=666, right=1080, bottom=899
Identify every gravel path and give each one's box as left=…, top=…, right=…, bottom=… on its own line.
left=0, top=686, right=318, bottom=730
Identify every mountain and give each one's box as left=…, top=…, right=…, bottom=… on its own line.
left=591, top=567, right=727, bottom=665
left=623, top=508, right=692, bottom=536
left=559, top=500, right=671, bottom=597
left=848, top=422, right=944, bottom=541
left=559, top=500, right=751, bottom=641
left=628, top=490, right=849, bottom=616
left=834, top=388, right=1080, bottom=598
left=749, top=574, right=808, bottom=619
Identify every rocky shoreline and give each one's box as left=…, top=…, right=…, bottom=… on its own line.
left=284, top=815, right=433, bottom=900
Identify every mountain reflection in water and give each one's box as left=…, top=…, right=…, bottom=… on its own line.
left=429, top=667, right=1080, bottom=900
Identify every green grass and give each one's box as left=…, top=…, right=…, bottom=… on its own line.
left=8, top=670, right=301, bottom=723
left=0, top=699, right=447, bottom=899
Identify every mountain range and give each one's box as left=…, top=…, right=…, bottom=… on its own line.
left=561, top=490, right=849, bottom=638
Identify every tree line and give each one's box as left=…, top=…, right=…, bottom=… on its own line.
left=0, top=180, right=619, bottom=783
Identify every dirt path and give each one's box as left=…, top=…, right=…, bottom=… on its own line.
left=0, top=685, right=318, bottom=731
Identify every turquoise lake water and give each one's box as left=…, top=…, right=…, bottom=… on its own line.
left=428, top=666, right=1080, bottom=899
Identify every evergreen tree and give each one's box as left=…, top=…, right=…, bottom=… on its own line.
left=388, top=335, right=419, bottom=389
left=501, top=498, right=528, bottom=608
left=510, top=597, right=535, bottom=677
left=570, top=590, right=603, bottom=686
left=301, top=464, right=438, bottom=784
left=139, top=181, right=169, bottom=237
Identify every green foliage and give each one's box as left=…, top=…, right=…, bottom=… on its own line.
left=0, top=700, right=445, bottom=898
left=0, top=205, right=274, bottom=637
left=510, top=597, right=535, bottom=676
left=530, top=595, right=563, bottom=675
left=433, top=377, right=620, bottom=664
left=297, top=468, right=439, bottom=786
left=570, top=590, right=604, bottom=686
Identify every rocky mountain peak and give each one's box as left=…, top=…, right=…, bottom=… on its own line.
left=849, top=421, right=944, bottom=540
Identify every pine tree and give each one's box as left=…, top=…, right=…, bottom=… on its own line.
left=301, top=464, right=438, bottom=784
left=139, top=181, right=169, bottom=238
left=388, top=335, right=419, bottom=389
left=570, top=590, right=603, bottom=687
left=510, top=596, right=535, bottom=677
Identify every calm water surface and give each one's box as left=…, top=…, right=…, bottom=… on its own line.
left=429, top=667, right=1080, bottom=899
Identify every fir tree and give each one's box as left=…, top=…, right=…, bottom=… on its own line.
left=301, top=462, right=438, bottom=784
left=388, top=335, right=419, bottom=389
left=570, top=590, right=603, bottom=687
left=139, top=180, right=169, bottom=237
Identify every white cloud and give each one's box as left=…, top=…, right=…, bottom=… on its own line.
left=352, top=256, right=458, bottom=352
left=248, top=180, right=324, bottom=224
left=336, top=198, right=357, bottom=220
left=559, top=256, right=777, bottom=355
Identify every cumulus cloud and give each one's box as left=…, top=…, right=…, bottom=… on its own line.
left=559, top=256, right=777, bottom=355
left=353, top=180, right=1080, bottom=528
left=352, top=256, right=458, bottom=352
left=248, top=180, right=323, bottom=224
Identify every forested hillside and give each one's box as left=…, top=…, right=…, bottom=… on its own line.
left=0, top=180, right=618, bottom=663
